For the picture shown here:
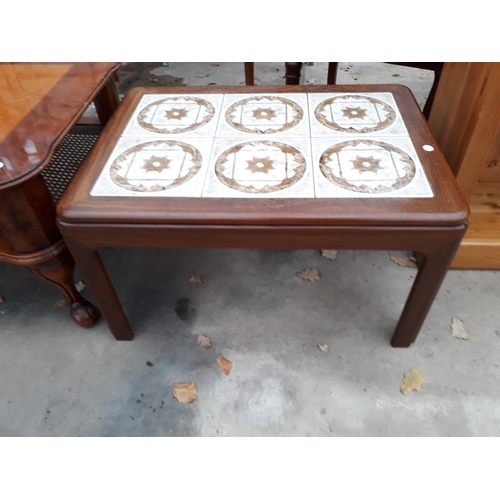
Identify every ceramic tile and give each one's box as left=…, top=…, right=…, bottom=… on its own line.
left=202, top=137, right=314, bottom=198
left=308, top=92, right=409, bottom=137
left=216, top=93, right=310, bottom=137
left=90, top=137, right=214, bottom=197
left=311, top=136, right=434, bottom=198
left=121, top=94, right=224, bottom=138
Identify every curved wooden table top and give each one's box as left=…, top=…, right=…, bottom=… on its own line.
left=0, top=62, right=120, bottom=189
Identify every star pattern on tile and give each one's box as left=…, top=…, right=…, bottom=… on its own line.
left=341, top=106, right=368, bottom=120
left=165, top=107, right=188, bottom=120
left=246, top=156, right=275, bottom=174
left=142, top=155, right=172, bottom=173
left=252, top=107, right=277, bottom=121
left=351, top=155, right=383, bottom=174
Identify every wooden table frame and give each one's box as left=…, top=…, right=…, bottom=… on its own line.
left=57, top=84, right=469, bottom=347
left=0, top=63, right=120, bottom=327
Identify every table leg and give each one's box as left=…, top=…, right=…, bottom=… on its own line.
left=390, top=233, right=465, bottom=347
left=0, top=175, right=99, bottom=328
left=93, top=78, right=120, bottom=125
left=63, top=235, right=134, bottom=340
left=285, top=62, right=303, bottom=85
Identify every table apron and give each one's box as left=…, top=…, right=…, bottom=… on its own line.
left=57, top=221, right=467, bottom=253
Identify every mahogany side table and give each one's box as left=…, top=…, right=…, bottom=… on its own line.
left=57, top=85, right=468, bottom=346
left=0, top=63, right=120, bottom=327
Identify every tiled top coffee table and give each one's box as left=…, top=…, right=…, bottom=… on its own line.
left=57, top=85, right=468, bottom=347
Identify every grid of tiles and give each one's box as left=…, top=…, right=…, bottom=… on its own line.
left=90, top=92, right=434, bottom=199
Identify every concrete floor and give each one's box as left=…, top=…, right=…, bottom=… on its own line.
left=2, top=63, right=500, bottom=437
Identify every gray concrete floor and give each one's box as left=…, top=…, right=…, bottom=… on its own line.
left=2, top=63, right=500, bottom=437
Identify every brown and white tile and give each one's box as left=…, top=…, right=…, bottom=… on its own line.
left=308, top=92, right=409, bottom=137
left=217, top=93, right=310, bottom=137
left=311, top=136, right=434, bottom=198
left=90, top=137, right=214, bottom=197
left=202, top=137, right=314, bottom=198
left=121, top=94, right=224, bottom=139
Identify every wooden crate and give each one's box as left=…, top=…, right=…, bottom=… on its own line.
left=428, top=63, right=500, bottom=269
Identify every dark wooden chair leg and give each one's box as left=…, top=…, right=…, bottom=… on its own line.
left=327, top=62, right=338, bottom=84
left=244, top=62, right=254, bottom=85
left=285, top=62, right=303, bottom=85
left=422, top=63, right=444, bottom=119
left=93, top=78, right=120, bottom=125
left=0, top=175, right=99, bottom=328
left=391, top=232, right=465, bottom=347
left=63, top=235, right=134, bottom=341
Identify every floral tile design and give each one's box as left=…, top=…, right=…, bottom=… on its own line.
left=121, top=94, right=224, bottom=138
left=311, top=136, right=433, bottom=198
left=202, top=137, right=314, bottom=198
left=90, top=137, right=214, bottom=197
left=216, top=93, right=310, bottom=137
left=308, top=92, right=409, bottom=137
left=91, top=92, right=434, bottom=199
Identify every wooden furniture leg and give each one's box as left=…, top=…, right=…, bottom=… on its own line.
left=0, top=175, right=99, bottom=327
left=285, top=62, right=303, bottom=85
left=63, top=235, right=134, bottom=340
left=244, top=62, right=254, bottom=85
left=93, top=78, right=120, bottom=125
left=390, top=230, right=465, bottom=347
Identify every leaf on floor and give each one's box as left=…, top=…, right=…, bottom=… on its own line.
left=217, top=356, right=232, bottom=375
left=210, top=63, right=219, bottom=66
left=197, top=334, right=211, bottom=348
left=351, top=73, right=360, bottom=81
left=75, top=280, right=86, bottom=292
left=451, top=317, right=469, bottom=340
left=392, top=73, right=401, bottom=78
left=390, top=254, right=417, bottom=268
left=189, top=274, right=203, bottom=285
left=400, top=368, right=424, bottom=395
left=55, top=299, right=65, bottom=307
left=307, top=78, right=317, bottom=84
left=339, top=62, right=352, bottom=72
left=254, top=76, right=261, bottom=81
left=278, top=74, right=285, bottom=79
left=148, top=77, right=159, bottom=83
left=297, top=268, right=321, bottom=281
left=320, top=250, right=338, bottom=261
left=195, top=73, right=209, bottom=78
left=0, top=296, right=4, bottom=302
left=318, top=343, right=329, bottom=353
left=172, top=382, right=197, bottom=403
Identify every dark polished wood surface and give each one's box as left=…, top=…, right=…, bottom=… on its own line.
left=58, top=85, right=468, bottom=228
left=0, top=63, right=120, bottom=188
left=0, top=62, right=120, bottom=328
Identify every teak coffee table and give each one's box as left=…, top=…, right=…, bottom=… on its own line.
left=57, top=85, right=468, bottom=347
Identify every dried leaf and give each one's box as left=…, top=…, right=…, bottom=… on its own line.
left=0, top=296, right=4, bottom=303
left=197, top=334, right=211, bottom=348
left=297, top=268, right=321, bottom=282
left=172, top=382, right=197, bottom=403
left=306, top=78, right=316, bottom=84
left=217, top=356, right=232, bottom=375
left=351, top=73, right=360, bottom=81
left=318, top=343, right=329, bottom=353
left=210, top=63, right=219, bottom=66
left=451, top=317, right=469, bottom=340
left=339, top=62, right=352, bottom=72
left=400, top=369, right=424, bottom=395
left=254, top=76, right=261, bottom=81
left=392, top=73, right=401, bottom=78
left=278, top=74, right=285, bottom=79
left=320, top=250, right=338, bottom=261
left=195, top=73, right=209, bottom=78
left=146, top=361, right=154, bottom=367
left=390, top=254, right=417, bottom=268
left=189, top=274, right=203, bottom=285
left=148, top=77, right=159, bottom=83
left=75, top=280, right=86, bottom=292
left=55, top=299, right=65, bottom=307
